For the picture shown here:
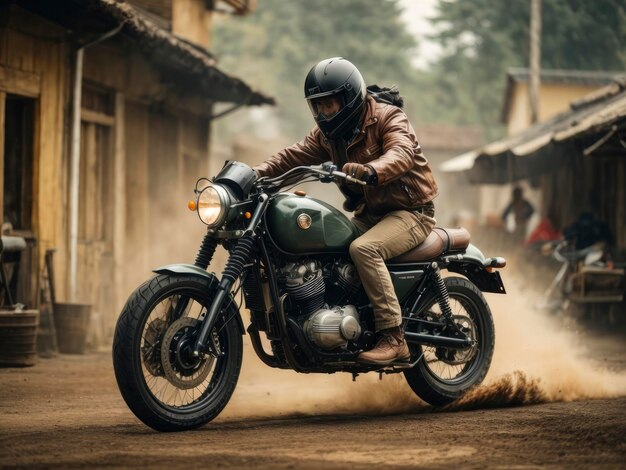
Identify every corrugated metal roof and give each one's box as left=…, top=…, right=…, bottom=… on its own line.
left=441, top=77, right=626, bottom=182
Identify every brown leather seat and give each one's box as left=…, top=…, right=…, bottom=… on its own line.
left=387, top=227, right=470, bottom=264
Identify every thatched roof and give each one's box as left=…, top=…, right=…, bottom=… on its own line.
left=14, top=0, right=274, bottom=106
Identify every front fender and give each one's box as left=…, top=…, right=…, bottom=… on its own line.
left=152, top=264, right=246, bottom=335
left=154, top=263, right=216, bottom=279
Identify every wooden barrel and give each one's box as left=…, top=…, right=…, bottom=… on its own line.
left=0, top=310, right=39, bottom=367
left=53, top=303, right=91, bottom=354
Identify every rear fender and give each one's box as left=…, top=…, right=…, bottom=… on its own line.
left=152, top=264, right=246, bottom=334
left=446, top=244, right=507, bottom=294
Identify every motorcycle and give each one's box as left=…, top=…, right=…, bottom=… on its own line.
left=537, top=240, right=624, bottom=313
left=113, top=161, right=507, bottom=431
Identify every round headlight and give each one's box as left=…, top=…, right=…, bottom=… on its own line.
left=197, top=183, right=231, bottom=226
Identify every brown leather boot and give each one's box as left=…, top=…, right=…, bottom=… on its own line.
left=357, top=327, right=410, bottom=365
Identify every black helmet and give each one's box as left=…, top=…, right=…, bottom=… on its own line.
left=304, top=57, right=366, bottom=140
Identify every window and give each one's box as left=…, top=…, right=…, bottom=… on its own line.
left=3, top=94, right=35, bottom=231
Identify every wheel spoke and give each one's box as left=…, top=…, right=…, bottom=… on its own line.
left=137, top=290, right=228, bottom=410
left=419, top=291, right=480, bottom=384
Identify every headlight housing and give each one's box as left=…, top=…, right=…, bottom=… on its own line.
left=196, top=183, right=232, bottom=227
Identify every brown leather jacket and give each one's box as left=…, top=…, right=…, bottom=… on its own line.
left=255, top=96, right=438, bottom=216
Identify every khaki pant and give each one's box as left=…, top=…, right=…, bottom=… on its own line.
left=350, top=209, right=436, bottom=331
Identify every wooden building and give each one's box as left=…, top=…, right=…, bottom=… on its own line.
left=442, top=73, right=626, bottom=258
left=0, top=0, right=272, bottom=342
left=501, top=68, right=620, bottom=135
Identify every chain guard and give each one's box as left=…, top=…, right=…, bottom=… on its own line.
left=160, top=317, right=215, bottom=390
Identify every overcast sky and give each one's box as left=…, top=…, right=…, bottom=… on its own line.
left=398, top=0, right=443, bottom=69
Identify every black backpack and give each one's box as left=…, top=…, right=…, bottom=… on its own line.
left=366, top=84, right=404, bottom=108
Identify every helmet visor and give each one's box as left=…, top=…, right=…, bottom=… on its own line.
left=307, top=94, right=345, bottom=121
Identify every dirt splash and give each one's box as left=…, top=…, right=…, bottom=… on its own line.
left=221, top=269, right=626, bottom=420
left=442, top=371, right=546, bottom=411
left=486, top=280, right=626, bottom=402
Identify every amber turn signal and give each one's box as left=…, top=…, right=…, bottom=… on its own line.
left=188, top=200, right=196, bottom=211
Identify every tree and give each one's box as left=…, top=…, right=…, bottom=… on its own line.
left=212, top=0, right=420, bottom=140
left=426, top=0, right=626, bottom=138
left=213, top=0, right=626, bottom=142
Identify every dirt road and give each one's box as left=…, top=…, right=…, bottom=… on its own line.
left=1, top=332, right=625, bottom=469
left=2, top=277, right=626, bottom=468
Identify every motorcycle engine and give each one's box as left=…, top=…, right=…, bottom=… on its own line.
left=280, top=259, right=363, bottom=350
left=282, top=260, right=326, bottom=314
left=304, top=305, right=361, bottom=350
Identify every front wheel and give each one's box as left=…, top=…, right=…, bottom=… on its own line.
left=113, top=274, right=243, bottom=431
left=404, top=277, right=495, bottom=406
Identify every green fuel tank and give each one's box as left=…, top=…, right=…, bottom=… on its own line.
left=266, top=194, right=359, bottom=254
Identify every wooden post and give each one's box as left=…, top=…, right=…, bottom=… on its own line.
left=529, top=0, right=541, bottom=125
left=113, top=92, right=126, bottom=322
left=69, top=47, right=84, bottom=303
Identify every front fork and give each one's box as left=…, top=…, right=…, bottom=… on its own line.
left=192, top=194, right=269, bottom=356
left=168, top=233, right=219, bottom=321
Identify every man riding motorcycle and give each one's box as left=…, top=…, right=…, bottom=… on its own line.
left=254, top=57, right=439, bottom=365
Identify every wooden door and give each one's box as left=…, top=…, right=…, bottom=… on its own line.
left=76, top=115, right=115, bottom=340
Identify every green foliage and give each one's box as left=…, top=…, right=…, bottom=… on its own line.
left=213, top=0, right=419, bottom=139
left=213, top=0, right=626, bottom=143
left=427, top=0, right=626, bottom=139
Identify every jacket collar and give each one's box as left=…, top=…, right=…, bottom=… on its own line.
left=362, top=95, right=378, bottom=128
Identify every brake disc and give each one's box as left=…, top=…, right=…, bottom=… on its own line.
left=142, top=318, right=167, bottom=377
left=160, top=317, right=215, bottom=390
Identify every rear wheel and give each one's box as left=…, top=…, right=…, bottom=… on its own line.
left=113, top=274, right=243, bottom=431
left=403, top=277, right=495, bottom=406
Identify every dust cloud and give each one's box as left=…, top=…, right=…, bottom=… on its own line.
left=485, top=275, right=626, bottom=403
left=143, top=209, right=625, bottom=419
left=221, top=268, right=626, bottom=421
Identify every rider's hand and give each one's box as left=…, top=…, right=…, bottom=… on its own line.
left=252, top=167, right=267, bottom=180
left=342, top=163, right=377, bottom=186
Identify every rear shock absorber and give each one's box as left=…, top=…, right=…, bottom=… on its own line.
left=431, top=262, right=453, bottom=319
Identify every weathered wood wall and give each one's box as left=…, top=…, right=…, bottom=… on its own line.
left=0, top=7, right=71, bottom=305
left=539, top=150, right=626, bottom=255
left=1, top=5, right=214, bottom=340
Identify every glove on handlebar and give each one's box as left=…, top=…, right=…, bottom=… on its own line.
left=342, top=163, right=378, bottom=186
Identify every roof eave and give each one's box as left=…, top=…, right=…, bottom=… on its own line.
left=445, top=78, right=626, bottom=183
left=14, top=0, right=274, bottom=106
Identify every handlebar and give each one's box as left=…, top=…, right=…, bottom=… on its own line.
left=257, top=162, right=367, bottom=191
left=552, top=240, right=603, bottom=263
